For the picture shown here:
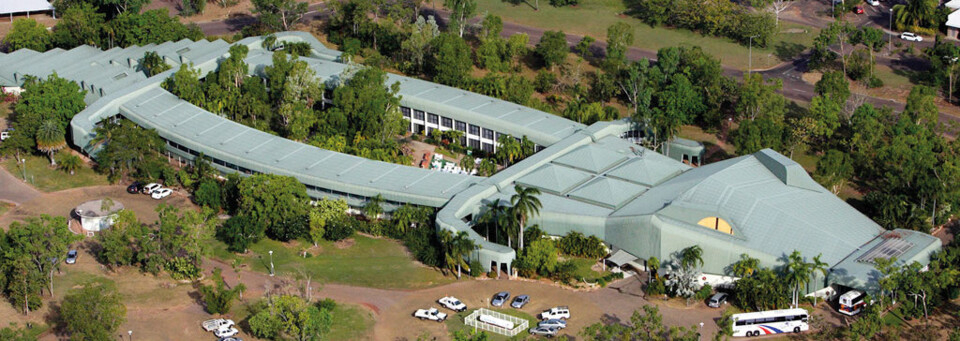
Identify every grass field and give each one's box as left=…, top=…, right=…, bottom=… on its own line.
left=568, top=257, right=608, bottom=283
left=445, top=0, right=819, bottom=70
left=444, top=308, right=540, bottom=340
left=0, top=201, right=13, bottom=216
left=1, top=154, right=109, bottom=192
left=328, top=303, right=376, bottom=340
left=226, top=236, right=455, bottom=289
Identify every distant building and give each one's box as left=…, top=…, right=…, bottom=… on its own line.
left=0, top=0, right=55, bottom=20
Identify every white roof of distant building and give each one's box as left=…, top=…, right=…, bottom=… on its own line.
left=947, top=10, right=960, bottom=28
left=0, top=0, right=54, bottom=15
left=947, top=0, right=960, bottom=9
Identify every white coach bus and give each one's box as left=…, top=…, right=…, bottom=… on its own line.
left=731, top=308, right=809, bottom=337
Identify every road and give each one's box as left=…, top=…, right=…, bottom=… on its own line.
left=194, top=2, right=960, bottom=128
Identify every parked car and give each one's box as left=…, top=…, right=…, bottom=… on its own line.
left=438, top=296, right=467, bottom=312
left=901, top=32, right=923, bottom=42
left=708, top=292, right=729, bottom=308
left=151, top=188, right=172, bottom=199
left=413, top=308, right=447, bottom=322
left=126, top=181, right=143, bottom=194
left=491, top=291, right=510, bottom=307
left=866, top=0, right=879, bottom=6
left=538, top=319, right=567, bottom=329
left=529, top=326, right=560, bottom=337
left=853, top=5, right=864, bottom=14
left=540, top=306, right=571, bottom=320
left=214, top=327, right=239, bottom=338
left=0, top=131, right=9, bottom=141
left=202, top=319, right=236, bottom=332
left=511, top=295, right=530, bottom=308
left=218, top=338, right=243, bottom=341
left=65, top=250, right=78, bottom=264
left=142, top=183, right=162, bottom=194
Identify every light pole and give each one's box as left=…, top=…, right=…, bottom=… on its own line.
left=889, top=8, right=894, bottom=54
left=128, top=330, right=132, bottom=341
left=748, top=35, right=759, bottom=74
left=268, top=250, right=275, bottom=277
left=698, top=322, right=704, bottom=341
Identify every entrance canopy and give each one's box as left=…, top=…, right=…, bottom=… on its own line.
left=607, top=249, right=639, bottom=267
left=0, top=0, right=54, bottom=16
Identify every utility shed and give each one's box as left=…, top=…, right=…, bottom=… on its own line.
left=74, top=199, right=123, bottom=232
left=663, top=138, right=705, bottom=166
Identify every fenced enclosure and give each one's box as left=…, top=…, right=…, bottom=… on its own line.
left=464, top=308, right=530, bottom=337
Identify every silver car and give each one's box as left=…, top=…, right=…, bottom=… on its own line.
left=491, top=291, right=510, bottom=307
left=529, top=326, right=559, bottom=337
left=538, top=319, right=567, bottom=329
left=708, top=292, right=728, bottom=308
left=511, top=295, right=530, bottom=308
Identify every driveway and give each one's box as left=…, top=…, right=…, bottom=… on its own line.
left=0, top=164, right=41, bottom=205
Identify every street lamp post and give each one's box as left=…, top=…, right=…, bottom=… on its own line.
left=698, top=322, right=704, bottom=341
left=889, top=8, right=894, bottom=54
left=748, top=35, right=759, bottom=74
left=268, top=250, right=275, bottom=277
left=128, top=330, right=132, bottom=341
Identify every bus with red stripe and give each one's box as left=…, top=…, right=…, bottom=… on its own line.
left=731, top=308, right=809, bottom=337
left=838, top=290, right=866, bottom=316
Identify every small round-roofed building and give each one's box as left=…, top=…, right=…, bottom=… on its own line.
left=74, top=199, right=123, bottom=233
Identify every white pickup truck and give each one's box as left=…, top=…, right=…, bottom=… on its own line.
left=202, top=319, right=236, bottom=332
left=438, top=296, right=467, bottom=312
left=540, top=306, right=571, bottom=320
left=413, top=308, right=448, bottom=322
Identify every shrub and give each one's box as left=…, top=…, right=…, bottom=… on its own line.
left=553, top=260, right=577, bottom=284
left=645, top=278, right=667, bottom=296
left=403, top=226, right=443, bottom=268
left=867, top=76, right=884, bottom=89
left=695, top=284, right=713, bottom=301
left=194, top=178, right=222, bottom=210
left=557, top=231, right=607, bottom=258
left=324, top=216, right=356, bottom=241
left=535, top=70, right=558, bottom=93
left=470, top=259, right=485, bottom=277
left=550, top=0, right=578, bottom=6
left=317, top=298, right=337, bottom=311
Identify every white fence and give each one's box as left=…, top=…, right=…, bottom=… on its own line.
left=464, top=308, right=529, bottom=337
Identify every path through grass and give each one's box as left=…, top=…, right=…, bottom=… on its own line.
left=447, top=0, right=819, bottom=70
left=228, top=236, right=455, bottom=289
left=1, top=154, right=109, bottom=192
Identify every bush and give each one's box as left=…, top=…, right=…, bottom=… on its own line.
left=324, top=216, right=356, bottom=241
left=550, top=0, right=579, bottom=6
left=867, top=75, right=884, bottom=89
left=535, top=70, right=558, bottom=93
left=645, top=278, right=667, bottom=296
left=845, top=50, right=871, bottom=81
left=194, top=178, right=222, bottom=210
left=317, top=298, right=337, bottom=311
left=557, top=231, right=606, bottom=258
left=695, top=284, right=713, bottom=301
left=470, top=259, right=485, bottom=277
left=403, top=226, right=443, bottom=268
left=553, top=260, right=577, bottom=283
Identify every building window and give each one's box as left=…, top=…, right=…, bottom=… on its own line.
left=427, top=113, right=439, bottom=124
left=482, top=142, right=493, bottom=152
left=455, top=121, right=467, bottom=132
left=495, top=132, right=503, bottom=141
left=469, top=124, right=480, bottom=135
left=441, top=117, right=453, bottom=128
left=401, top=107, right=411, bottom=118
left=469, top=139, right=480, bottom=149
left=414, top=110, right=425, bottom=120
left=697, top=217, right=733, bottom=235
left=482, top=128, right=494, bottom=140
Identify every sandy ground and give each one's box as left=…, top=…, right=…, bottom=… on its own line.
left=145, top=0, right=326, bottom=25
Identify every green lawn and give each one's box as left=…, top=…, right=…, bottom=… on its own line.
left=1, top=153, right=109, bottom=192
left=568, top=257, right=608, bottom=283
left=444, top=308, right=540, bottom=341
left=0, top=202, right=13, bottom=216
left=327, top=303, right=376, bottom=340
left=451, top=0, right=819, bottom=70
left=226, top=236, right=455, bottom=289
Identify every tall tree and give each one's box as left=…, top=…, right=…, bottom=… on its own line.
left=444, top=0, right=477, bottom=37
left=892, top=0, right=938, bottom=31
left=163, top=64, right=207, bottom=107
left=510, top=185, right=542, bottom=250
left=783, top=250, right=812, bottom=307
left=535, top=31, right=569, bottom=71
left=249, top=295, right=333, bottom=341
left=428, top=34, right=473, bottom=87
left=4, top=18, right=52, bottom=52
left=5, top=215, right=77, bottom=301
left=677, top=245, right=704, bottom=271
left=252, top=0, right=310, bottom=32
left=52, top=2, right=105, bottom=48
left=440, top=230, right=477, bottom=278
left=59, top=283, right=127, bottom=340
left=605, top=22, right=634, bottom=70
left=139, top=51, right=172, bottom=77
left=238, top=174, right=311, bottom=241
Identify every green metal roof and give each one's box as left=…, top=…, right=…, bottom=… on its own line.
left=567, top=177, right=647, bottom=209
left=606, top=155, right=688, bottom=187
left=830, top=229, right=942, bottom=293
left=552, top=144, right=628, bottom=173
left=514, top=164, right=593, bottom=195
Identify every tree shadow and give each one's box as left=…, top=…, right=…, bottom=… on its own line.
left=775, top=41, right=806, bottom=61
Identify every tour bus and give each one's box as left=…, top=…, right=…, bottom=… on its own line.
left=838, top=290, right=867, bottom=316
left=731, top=308, right=809, bottom=337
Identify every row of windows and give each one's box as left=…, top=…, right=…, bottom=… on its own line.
left=734, top=315, right=807, bottom=326
left=402, top=107, right=495, bottom=140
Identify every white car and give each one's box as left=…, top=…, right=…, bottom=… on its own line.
left=151, top=188, right=172, bottom=199
left=866, top=0, right=879, bottom=5
left=0, top=131, right=9, bottom=140
left=900, top=32, right=923, bottom=42
left=202, top=319, right=236, bottom=332
left=142, top=183, right=162, bottom=194
left=540, top=306, right=571, bottom=320
left=438, top=296, right=467, bottom=312
left=214, top=327, right=239, bottom=338
left=413, top=308, right=448, bottom=322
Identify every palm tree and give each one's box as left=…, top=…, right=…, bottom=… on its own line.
left=808, top=254, right=829, bottom=306
left=478, top=158, right=497, bottom=176
left=392, top=204, right=417, bottom=234
left=783, top=250, right=813, bottom=308
left=893, top=0, right=938, bottom=31
left=459, top=155, right=476, bottom=174
left=678, top=245, right=704, bottom=271
left=36, top=120, right=66, bottom=165
left=362, top=194, right=384, bottom=220
left=441, top=230, right=477, bottom=279
left=57, top=153, right=83, bottom=175
left=730, top=253, right=760, bottom=278
left=647, top=256, right=660, bottom=281
left=510, top=185, right=542, bottom=250
left=496, top=135, right=522, bottom=166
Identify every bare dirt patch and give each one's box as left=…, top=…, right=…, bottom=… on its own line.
left=334, top=238, right=356, bottom=249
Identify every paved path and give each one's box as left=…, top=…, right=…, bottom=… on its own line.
left=0, top=163, right=41, bottom=205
